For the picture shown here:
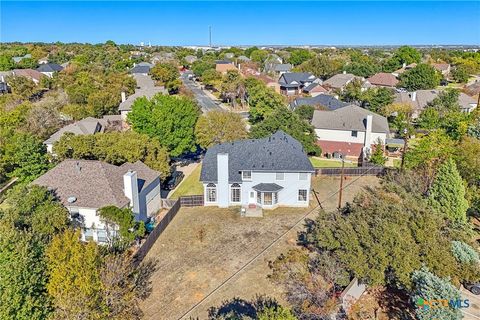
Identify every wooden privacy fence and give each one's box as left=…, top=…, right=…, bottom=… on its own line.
left=134, top=195, right=204, bottom=263
left=179, top=195, right=204, bottom=207
left=315, top=166, right=387, bottom=176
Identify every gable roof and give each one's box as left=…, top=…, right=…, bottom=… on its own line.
left=323, top=73, right=356, bottom=89
left=11, top=69, right=44, bottom=82
left=273, top=63, right=292, bottom=72
left=394, top=90, right=477, bottom=114
left=303, top=83, right=328, bottom=93
left=367, top=73, right=399, bottom=87
left=311, top=105, right=389, bottom=134
left=130, top=65, right=151, bottom=74
left=291, top=94, right=347, bottom=111
left=432, top=63, right=450, bottom=72
left=200, top=131, right=314, bottom=183
left=33, top=160, right=159, bottom=209
left=279, top=72, right=317, bottom=86
left=37, top=63, right=63, bottom=73
left=44, top=117, right=104, bottom=145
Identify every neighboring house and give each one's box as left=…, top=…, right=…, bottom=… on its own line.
left=323, top=72, right=360, bottom=91
left=392, top=63, right=417, bottom=77
left=366, top=72, right=399, bottom=88
left=431, top=63, right=451, bottom=77
left=278, top=72, right=320, bottom=96
left=290, top=94, right=348, bottom=111
left=151, top=52, right=175, bottom=64
left=33, top=159, right=161, bottom=243
left=44, top=116, right=114, bottom=153
left=215, top=60, right=237, bottom=74
left=237, top=55, right=251, bottom=62
left=270, top=63, right=292, bottom=76
left=11, top=69, right=44, bottom=84
left=311, top=105, right=390, bottom=158
left=241, top=66, right=280, bottom=93
left=118, top=74, right=166, bottom=120
left=37, top=62, right=63, bottom=78
left=303, top=83, right=328, bottom=96
left=12, top=53, right=32, bottom=63
left=394, top=90, right=478, bottom=118
left=200, top=131, right=314, bottom=210
left=130, top=62, right=153, bottom=75
left=184, top=55, right=197, bottom=64
left=38, top=57, right=49, bottom=64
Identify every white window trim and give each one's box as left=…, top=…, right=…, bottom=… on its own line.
left=230, top=184, right=241, bottom=203
left=299, top=172, right=308, bottom=181
left=206, top=183, right=217, bottom=202
left=298, top=189, right=308, bottom=202
left=242, top=171, right=252, bottom=181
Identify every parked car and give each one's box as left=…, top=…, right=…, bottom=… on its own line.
left=465, top=282, right=480, bottom=295
left=166, top=171, right=184, bottom=190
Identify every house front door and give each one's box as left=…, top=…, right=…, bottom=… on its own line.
left=248, top=191, right=256, bottom=204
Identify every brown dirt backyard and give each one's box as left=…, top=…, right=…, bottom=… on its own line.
left=140, top=175, right=380, bottom=320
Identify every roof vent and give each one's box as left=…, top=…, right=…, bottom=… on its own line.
left=67, top=196, right=77, bottom=203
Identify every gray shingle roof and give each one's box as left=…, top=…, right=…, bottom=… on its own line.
left=273, top=64, right=292, bottom=72
left=119, top=74, right=166, bottom=111
left=130, top=65, right=151, bottom=74
left=323, top=73, right=356, bottom=89
left=37, top=63, right=63, bottom=73
left=44, top=117, right=104, bottom=145
left=311, top=105, right=389, bottom=133
left=200, top=131, right=314, bottom=183
left=252, top=183, right=283, bottom=192
left=33, top=160, right=159, bottom=209
left=279, top=72, right=317, bottom=85
left=291, top=95, right=347, bottom=111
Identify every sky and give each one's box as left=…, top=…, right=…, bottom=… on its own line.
left=1, top=1, right=479, bottom=46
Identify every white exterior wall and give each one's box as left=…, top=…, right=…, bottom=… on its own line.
left=314, top=128, right=387, bottom=145
left=67, top=207, right=106, bottom=242
left=203, top=171, right=312, bottom=208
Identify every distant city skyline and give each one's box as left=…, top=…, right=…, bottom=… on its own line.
left=1, top=1, right=479, bottom=45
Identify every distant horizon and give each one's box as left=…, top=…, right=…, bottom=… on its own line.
left=1, top=1, right=479, bottom=45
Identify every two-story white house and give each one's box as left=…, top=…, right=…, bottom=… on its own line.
left=200, top=131, right=315, bottom=210
left=33, top=159, right=161, bottom=243
left=311, top=105, right=390, bottom=159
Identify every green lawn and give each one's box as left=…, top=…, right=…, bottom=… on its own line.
left=169, top=164, right=204, bottom=198
left=309, top=157, right=357, bottom=168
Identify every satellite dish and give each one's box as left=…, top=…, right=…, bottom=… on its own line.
left=67, top=196, right=77, bottom=203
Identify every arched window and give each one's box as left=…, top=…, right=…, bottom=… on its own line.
left=206, top=183, right=217, bottom=202
left=230, top=183, right=241, bottom=203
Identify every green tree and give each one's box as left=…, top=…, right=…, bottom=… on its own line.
left=201, top=68, right=222, bottom=86
left=451, top=65, right=469, bottom=83
left=127, top=94, right=200, bottom=157
left=399, top=63, right=441, bottom=90
left=297, top=55, right=344, bottom=79
left=411, top=267, right=462, bottom=320
left=150, top=62, right=179, bottom=85
left=395, top=45, right=422, bottom=65
left=18, top=57, right=38, bottom=69
left=54, top=131, right=170, bottom=178
left=258, top=306, right=298, bottom=320
left=454, top=136, right=480, bottom=186
left=428, top=158, right=469, bottom=223
left=46, top=230, right=103, bottom=319
left=369, top=138, right=386, bottom=165
left=1, top=132, right=50, bottom=182
left=6, top=75, right=39, bottom=99
left=250, top=107, right=321, bottom=155
left=287, top=49, right=313, bottom=66
left=192, top=60, right=215, bottom=77
left=246, top=77, right=286, bottom=123
left=451, top=241, right=479, bottom=264
left=344, top=61, right=379, bottom=78
left=250, top=49, right=269, bottom=64
left=0, top=229, right=52, bottom=320
left=98, top=206, right=145, bottom=246
left=195, top=111, right=248, bottom=149
left=293, top=105, right=315, bottom=122
left=363, top=87, right=395, bottom=113
left=220, top=70, right=246, bottom=108
left=0, top=54, right=15, bottom=71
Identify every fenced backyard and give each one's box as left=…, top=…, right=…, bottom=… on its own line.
left=315, top=166, right=387, bottom=176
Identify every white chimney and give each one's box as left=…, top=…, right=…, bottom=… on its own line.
left=411, top=91, right=417, bottom=102
left=217, top=153, right=229, bottom=208
left=364, top=115, right=373, bottom=149
left=123, top=170, right=140, bottom=215
left=1, top=75, right=4, bottom=82
left=121, top=91, right=126, bottom=102
left=343, top=70, right=347, bottom=74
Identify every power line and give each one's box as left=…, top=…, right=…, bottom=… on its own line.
left=177, top=169, right=378, bottom=319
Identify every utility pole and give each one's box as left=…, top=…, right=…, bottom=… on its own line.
left=338, top=156, right=345, bottom=210
left=400, top=128, right=409, bottom=170
left=209, top=26, right=212, bottom=48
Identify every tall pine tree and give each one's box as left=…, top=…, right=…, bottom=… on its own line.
left=429, top=158, right=468, bottom=223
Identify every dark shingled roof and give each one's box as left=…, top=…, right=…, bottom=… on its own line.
left=253, top=183, right=284, bottom=192
left=37, top=63, right=63, bottom=73
left=130, top=65, right=151, bottom=74
left=33, top=159, right=159, bottom=209
left=200, top=131, right=314, bottom=183
left=290, top=94, right=348, bottom=111
left=279, top=72, right=317, bottom=85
